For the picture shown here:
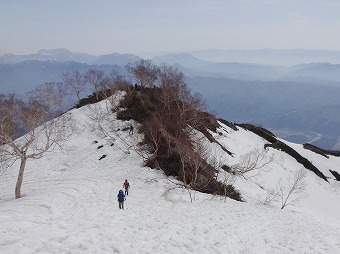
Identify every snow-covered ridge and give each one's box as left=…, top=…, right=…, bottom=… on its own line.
left=0, top=96, right=340, bottom=253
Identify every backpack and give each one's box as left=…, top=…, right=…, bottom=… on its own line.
left=118, top=190, right=125, bottom=202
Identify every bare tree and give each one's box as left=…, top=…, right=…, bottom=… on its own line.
left=126, top=59, right=159, bottom=88
left=279, top=169, right=307, bottom=209
left=158, top=63, right=185, bottom=89
left=108, top=73, right=130, bottom=91
left=179, top=146, right=204, bottom=202
left=163, top=142, right=237, bottom=203
left=0, top=93, right=74, bottom=199
left=153, top=134, right=206, bottom=203
left=62, top=70, right=86, bottom=101
left=84, top=69, right=105, bottom=100
left=104, top=74, right=131, bottom=111
left=156, top=65, right=207, bottom=141
left=205, top=146, right=237, bottom=202
left=29, top=82, right=67, bottom=112
left=173, top=140, right=223, bottom=202
left=230, top=147, right=275, bottom=177
left=257, top=189, right=279, bottom=207
left=141, top=115, right=163, bottom=160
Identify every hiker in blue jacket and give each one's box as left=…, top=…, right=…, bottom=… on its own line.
left=117, top=189, right=125, bottom=209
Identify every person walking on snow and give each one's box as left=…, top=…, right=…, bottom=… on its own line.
left=117, top=190, right=125, bottom=209
left=123, top=179, right=130, bottom=195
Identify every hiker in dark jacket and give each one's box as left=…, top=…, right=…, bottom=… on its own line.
left=129, top=125, right=134, bottom=135
left=123, top=179, right=130, bottom=195
left=117, top=190, right=125, bottom=209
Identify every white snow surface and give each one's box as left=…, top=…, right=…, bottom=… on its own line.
left=1, top=97, right=340, bottom=254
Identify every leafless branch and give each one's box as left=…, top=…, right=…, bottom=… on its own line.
left=279, top=169, right=307, bottom=209
left=231, top=147, right=275, bottom=177
left=0, top=93, right=74, bottom=199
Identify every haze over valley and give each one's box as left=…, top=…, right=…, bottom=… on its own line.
left=1, top=48, right=340, bottom=150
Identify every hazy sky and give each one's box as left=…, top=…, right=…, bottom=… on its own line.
left=1, top=0, right=340, bottom=56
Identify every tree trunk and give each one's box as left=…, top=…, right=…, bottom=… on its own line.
left=76, top=91, right=81, bottom=101
left=15, top=157, right=27, bottom=199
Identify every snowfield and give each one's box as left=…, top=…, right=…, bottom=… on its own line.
left=1, top=98, right=340, bottom=254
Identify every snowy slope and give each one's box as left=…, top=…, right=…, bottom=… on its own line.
left=1, top=97, right=340, bottom=254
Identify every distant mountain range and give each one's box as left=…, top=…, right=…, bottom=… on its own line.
left=152, top=52, right=340, bottom=83
left=0, top=48, right=140, bottom=65
left=1, top=48, right=340, bottom=150
left=190, top=48, right=340, bottom=65
left=2, top=48, right=340, bottom=83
